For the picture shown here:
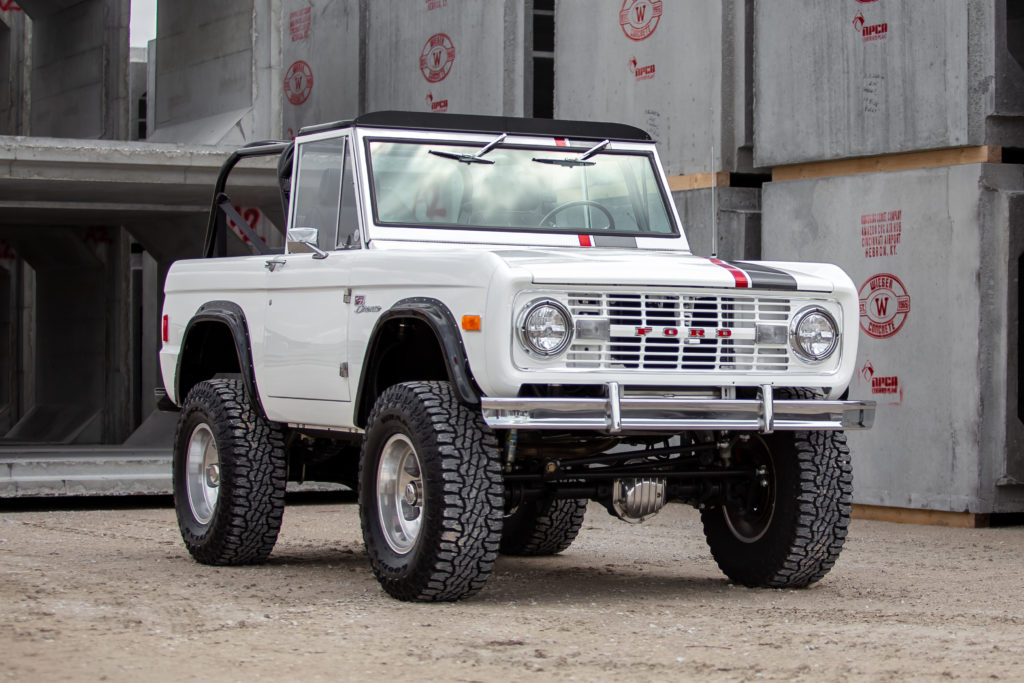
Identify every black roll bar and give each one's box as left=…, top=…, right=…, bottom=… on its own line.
left=203, top=141, right=292, bottom=259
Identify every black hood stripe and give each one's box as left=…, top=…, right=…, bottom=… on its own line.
left=730, top=261, right=799, bottom=291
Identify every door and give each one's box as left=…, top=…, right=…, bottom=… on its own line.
left=261, top=133, right=361, bottom=427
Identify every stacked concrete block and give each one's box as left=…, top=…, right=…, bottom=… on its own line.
left=763, top=164, right=1024, bottom=514
left=363, top=0, right=527, bottom=117
left=280, top=0, right=361, bottom=138
left=20, top=0, right=130, bottom=139
left=0, top=226, right=132, bottom=444
left=755, top=0, right=1024, bottom=167
left=671, top=186, right=761, bottom=261
left=555, top=0, right=755, bottom=176
left=128, top=46, right=146, bottom=140
left=0, top=4, right=28, bottom=136
left=148, top=0, right=281, bottom=145
left=554, top=1, right=760, bottom=259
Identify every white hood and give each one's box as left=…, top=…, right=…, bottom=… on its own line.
left=493, top=248, right=837, bottom=292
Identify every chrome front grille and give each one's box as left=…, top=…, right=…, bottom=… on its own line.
left=567, top=292, right=792, bottom=372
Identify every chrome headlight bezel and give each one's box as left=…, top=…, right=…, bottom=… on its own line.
left=789, top=306, right=840, bottom=362
left=516, top=298, right=573, bottom=359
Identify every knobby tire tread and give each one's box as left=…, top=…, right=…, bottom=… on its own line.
left=173, top=379, right=287, bottom=566
left=500, top=498, right=588, bottom=556
left=360, top=381, right=503, bottom=602
left=701, top=389, right=853, bottom=588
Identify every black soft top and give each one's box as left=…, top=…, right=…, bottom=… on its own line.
left=298, top=110, right=652, bottom=142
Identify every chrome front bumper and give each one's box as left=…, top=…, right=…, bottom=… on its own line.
left=480, top=383, right=875, bottom=434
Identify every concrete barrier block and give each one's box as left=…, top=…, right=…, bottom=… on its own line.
left=363, top=0, right=527, bottom=117
left=673, top=186, right=760, bottom=261
left=555, top=0, right=755, bottom=176
left=755, top=0, right=1024, bottom=167
left=28, top=0, right=129, bottom=139
left=762, top=163, right=1024, bottom=513
left=149, top=0, right=282, bottom=145
left=280, top=0, right=361, bottom=139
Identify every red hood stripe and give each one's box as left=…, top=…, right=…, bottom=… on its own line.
left=578, top=234, right=593, bottom=247
left=710, top=258, right=750, bottom=288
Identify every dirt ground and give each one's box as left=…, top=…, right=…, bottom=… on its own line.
left=2, top=495, right=1024, bottom=682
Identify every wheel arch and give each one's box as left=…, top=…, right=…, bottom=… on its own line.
left=354, top=297, right=480, bottom=428
left=175, top=301, right=266, bottom=417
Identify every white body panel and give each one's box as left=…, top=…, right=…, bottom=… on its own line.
left=162, top=244, right=863, bottom=429
left=161, top=120, right=866, bottom=432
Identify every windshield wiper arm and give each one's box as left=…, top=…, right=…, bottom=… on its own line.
left=429, top=133, right=507, bottom=164
left=532, top=139, right=610, bottom=167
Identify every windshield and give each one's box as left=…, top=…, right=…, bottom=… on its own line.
left=367, top=140, right=676, bottom=236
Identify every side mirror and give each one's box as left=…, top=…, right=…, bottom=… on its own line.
left=287, top=227, right=329, bottom=259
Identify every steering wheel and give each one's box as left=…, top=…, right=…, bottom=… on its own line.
left=538, top=200, right=616, bottom=230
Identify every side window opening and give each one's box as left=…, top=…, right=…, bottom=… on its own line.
left=290, top=136, right=345, bottom=252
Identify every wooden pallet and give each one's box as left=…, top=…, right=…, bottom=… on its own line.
left=666, top=171, right=732, bottom=192
left=852, top=504, right=990, bottom=529
left=772, top=145, right=1002, bottom=182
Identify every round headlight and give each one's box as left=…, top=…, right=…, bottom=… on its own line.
left=518, top=299, right=573, bottom=358
left=790, top=307, right=839, bottom=362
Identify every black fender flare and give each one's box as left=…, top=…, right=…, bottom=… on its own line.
left=176, top=301, right=266, bottom=417
left=355, top=297, right=481, bottom=427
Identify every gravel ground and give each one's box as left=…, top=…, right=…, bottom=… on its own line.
left=2, top=496, right=1023, bottom=682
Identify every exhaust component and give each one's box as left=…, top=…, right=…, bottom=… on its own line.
left=611, top=477, right=667, bottom=524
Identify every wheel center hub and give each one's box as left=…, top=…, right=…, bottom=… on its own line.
left=403, top=480, right=422, bottom=508
left=205, top=463, right=221, bottom=488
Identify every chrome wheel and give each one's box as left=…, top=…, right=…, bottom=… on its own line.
left=186, top=423, right=220, bottom=525
left=376, top=434, right=424, bottom=555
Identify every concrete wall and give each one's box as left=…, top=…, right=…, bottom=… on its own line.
left=754, top=0, right=1024, bottom=167
left=280, top=0, right=360, bottom=138
left=672, top=187, right=760, bottom=261
left=149, top=0, right=282, bottom=145
left=128, top=46, right=146, bottom=140
left=27, top=0, right=129, bottom=139
left=363, top=0, right=527, bottom=117
left=0, top=8, right=19, bottom=135
left=0, top=226, right=131, bottom=444
left=555, top=0, right=755, bottom=177
left=762, top=163, right=1024, bottom=513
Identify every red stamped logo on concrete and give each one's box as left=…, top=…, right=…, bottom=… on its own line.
left=284, top=60, right=313, bottom=105
left=619, top=0, right=662, bottom=41
left=289, top=7, right=311, bottom=42
left=859, top=273, right=911, bottom=339
left=861, top=209, right=902, bottom=259
left=425, top=92, right=448, bottom=112
left=628, top=57, right=656, bottom=81
left=852, top=10, right=887, bottom=41
left=860, top=359, right=902, bottom=405
left=420, top=33, right=455, bottom=83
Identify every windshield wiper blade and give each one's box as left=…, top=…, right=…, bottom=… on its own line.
left=429, top=133, right=506, bottom=164
left=532, top=157, right=595, bottom=168
left=532, top=139, right=610, bottom=167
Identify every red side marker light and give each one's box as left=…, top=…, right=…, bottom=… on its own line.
left=162, top=315, right=169, bottom=343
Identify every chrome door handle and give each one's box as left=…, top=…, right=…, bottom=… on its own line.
left=265, top=258, right=286, bottom=272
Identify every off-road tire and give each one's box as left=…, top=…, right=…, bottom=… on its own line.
left=500, top=497, right=588, bottom=556
left=701, top=393, right=853, bottom=588
left=359, top=381, right=503, bottom=601
left=172, top=379, right=287, bottom=565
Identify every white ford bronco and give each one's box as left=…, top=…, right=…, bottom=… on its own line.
left=160, top=111, right=875, bottom=601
